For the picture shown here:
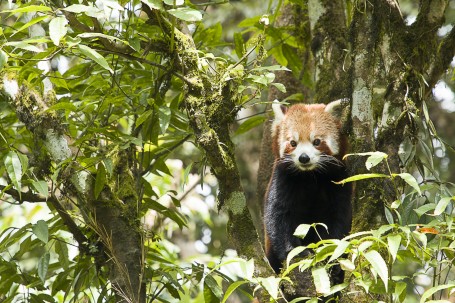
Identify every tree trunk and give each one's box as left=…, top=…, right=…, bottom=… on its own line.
left=255, top=0, right=455, bottom=300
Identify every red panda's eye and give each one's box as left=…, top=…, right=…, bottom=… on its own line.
left=313, top=139, right=321, bottom=146
left=290, top=140, right=297, bottom=147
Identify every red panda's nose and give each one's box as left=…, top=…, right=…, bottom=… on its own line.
left=298, top=154, right=310, bottom=164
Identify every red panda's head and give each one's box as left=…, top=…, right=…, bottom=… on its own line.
left=271, top=100, right=347, bottom=171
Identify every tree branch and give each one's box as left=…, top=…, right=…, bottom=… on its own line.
left=0, top=185, right=48, bottom=203
left=0, top=185, right=90, bottom=253
left=427, top=25, right=455, bottom=92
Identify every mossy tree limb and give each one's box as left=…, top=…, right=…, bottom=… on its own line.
left=154, top=13, right=274, bottom=276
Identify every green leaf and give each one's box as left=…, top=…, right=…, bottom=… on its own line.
left=434, top=196, right=454, bottom=216
left=62, top=4, right=99, bottom=17
left=221, top=281, right=249, bottom=303
left=77, top=33, right=128, bottom=45
left=77, top=44, right=113, bottom=73
left=420, top=283, right=455, bottom=303
left=282, top=44, right=302, bottom=72
left=343, top=151, right=388, bottom=159
left=387, top=234, right=401, bottom=262
left=365, top=152, right=388, bottom=170
left=393, top=173, right=421, bottom=195
left=33, top=220, right=49, bottom=244
left=286, top=246, right=306, bottom=268
left=32, top=180, right=48, bottom=198
left=272, top=83, right=286, bottom=93
left=55, top=240, right=69, bottom=269
left=328, top=240, right=349, bottom=262
left=164, top=0, right=184, bottom=4
left=14, top=15, right=49, bottom=35
left=136, top=109, right=153, bottom=128
left=4, top=41, right=43, bottom=53
left=384, top=206, right=394, bottom=224
left=49, top=16, right=68, bottom=46
left=339, top=259, right=355, bottom=271
left=334, top=173, right=389, bottom=185
left=141, top=0, right=163, bottom=10
left=168, top=7, right=202, bottom=22
left=4, top=5, right=52, bottom=13
left=38, top=252, right=50, bottom=282
left=158, top=106, right=171, bottom=134
left=233, top=32, right=244, bottom=58
left=395, top=281, right=407, bottom=303
left=235, top=116, right=266, bottom=135
left=4, top=151, right=23, bottom=197
left=0, top=50, right=8, bottom=71
left=312, top=267, right=331, bottom=295
left=94, top=163, right=107, bottom=199
left=414, top=203, right=436, bottom=217
left=294, top=224, right=311, bottom=238
left=203, top=275, right=222, bottom=303
left=182, top=163, right=193, bottom=189
left=47, top=102, right=77, bottom=112
left=258, top=277, right=280, bottom=300
left=364, top=250, right=388, bottom=291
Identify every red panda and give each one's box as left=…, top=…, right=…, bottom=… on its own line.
left=264, top=100, right=352, bottom=295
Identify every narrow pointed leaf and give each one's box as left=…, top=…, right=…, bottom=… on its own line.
left=38, top=252, right=50, bottom=282
left=4, top=151, right=22, bottom=197
left=77, top=45, right=113, bottom=73
left=312, top=267, right=331, bottom=295
left=364, top=250, right=388, bottom=291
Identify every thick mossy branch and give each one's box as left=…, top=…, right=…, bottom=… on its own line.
left=161, top=14, right=273, bottom=275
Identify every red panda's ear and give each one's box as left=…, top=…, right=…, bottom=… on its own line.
left=325, top=98, right=349, bottom=120
left=272, top=99, right=287, bottom=122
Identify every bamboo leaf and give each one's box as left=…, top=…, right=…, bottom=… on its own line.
left=221, top=281, right=249, bottom=303
left=387, top=234, right=401, bottom=262
left=420, top=283, right=455, bottom=303
left=312, top=267, right=331, bottom=295
left=14, top=15, right=49, bottom=35
left=77, top=44, right=113, bottom=73
left=364, top=250, right=388, bottom=291
left=4, top=5, right=52, bottom=13
left=434, top=196, right=454, bottom=216
left=393, top=173, right=421, bottom=195
left=328, top=240, right=349, bottom=262
left=235, top=116, right=266, bottom=135
left=334, top=173, right=389, bottom=185
left=38, top=252, right=50, bottom=282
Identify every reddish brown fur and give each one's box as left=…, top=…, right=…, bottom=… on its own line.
left=271, top=103, right=346, bottom=159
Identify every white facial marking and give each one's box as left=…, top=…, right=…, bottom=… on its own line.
left=293, top=131, right=299, bottom=141
left=326, top=136, right=339, bottom=155
left=292, top=142, right=320, bottom=170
